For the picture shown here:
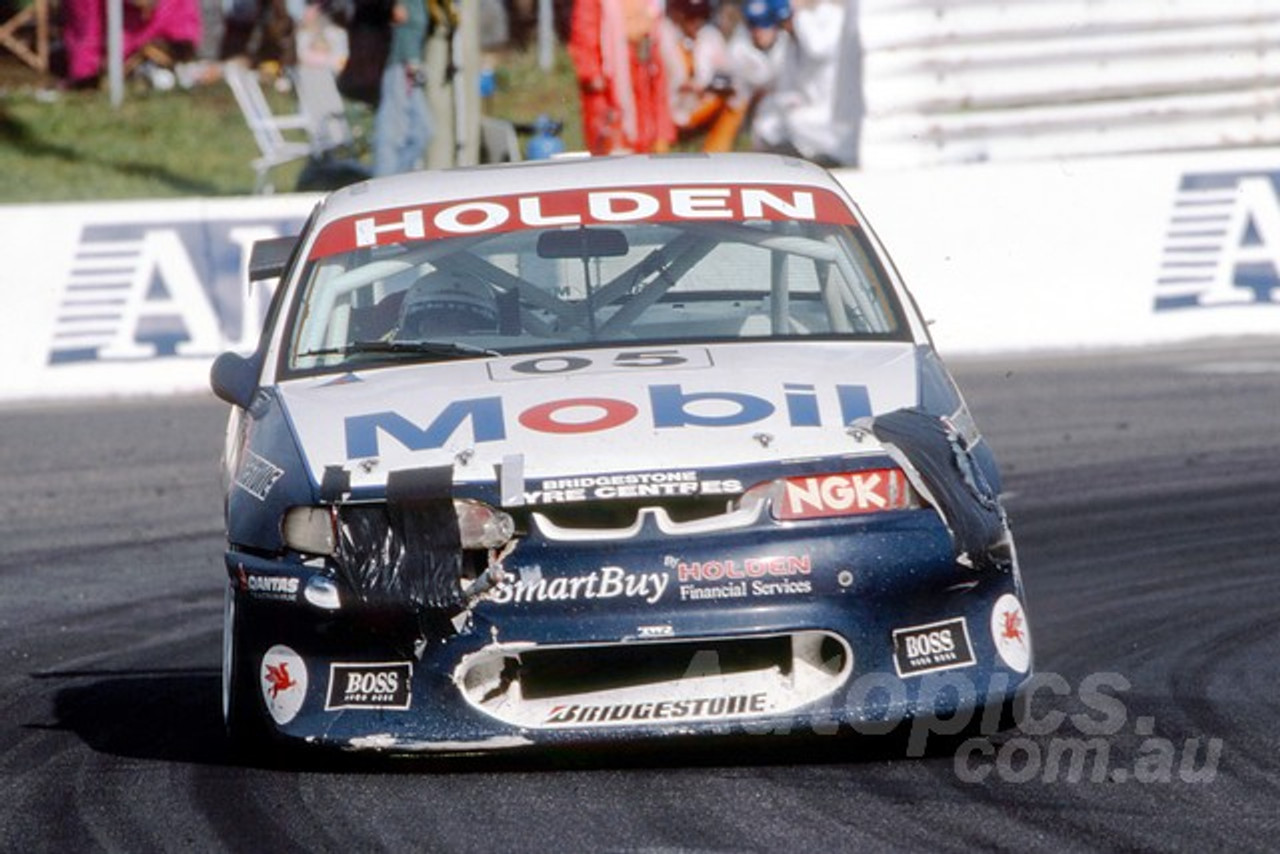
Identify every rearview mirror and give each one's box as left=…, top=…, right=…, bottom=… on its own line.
left=537, top=228, right=629, bottom=259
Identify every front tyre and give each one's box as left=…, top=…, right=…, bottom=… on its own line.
left=221, top=584, right=274, bottom=757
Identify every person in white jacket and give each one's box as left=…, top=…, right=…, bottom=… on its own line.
left=730, top=0, right=792, bottom=149
left=751, top=0, right=860, bottom=166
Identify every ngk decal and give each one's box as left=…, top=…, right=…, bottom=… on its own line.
left=325, top=662, right=413, bottom=710
left=343, top=382, right=872, bottom=459
left=891, top=617, right=975, bottom=677
left=309, top=185, right=856, bottom=257
left=777, top=469, right=910, bottom=520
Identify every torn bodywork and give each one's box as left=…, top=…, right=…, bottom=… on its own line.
left=322, top=464, right=515, bottom=647
left=861, top=408, right=1013, bottom=572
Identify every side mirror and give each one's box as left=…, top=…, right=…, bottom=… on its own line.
left=248, top=235, right=299, bottom=282
left=210, top=351, right=262, bottom=409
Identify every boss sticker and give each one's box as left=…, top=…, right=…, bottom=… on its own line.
left=325, top=662, right=413, bottom=710
left=891, top=617, right=975, bottom=677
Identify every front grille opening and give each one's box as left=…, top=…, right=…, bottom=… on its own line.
left=533, top=496, right=736, bottom=530
left=517, top=636, right=793, bottom=701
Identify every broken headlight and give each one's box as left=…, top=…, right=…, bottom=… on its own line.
left=281, top=499, right=515, bottom=556
left=282, top=505, right=338, bottom=555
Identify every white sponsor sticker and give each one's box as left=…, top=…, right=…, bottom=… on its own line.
left=260, top=645, right=308, bottom=724
left=990, top=594, right=1031, bottom=674
left=234, top=451, right=284, bottom=500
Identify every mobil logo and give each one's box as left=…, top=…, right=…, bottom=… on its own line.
left=343, top=382, right=873, bottom=458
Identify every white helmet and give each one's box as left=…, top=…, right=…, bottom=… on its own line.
left=398, top=270, right=498, bottom=338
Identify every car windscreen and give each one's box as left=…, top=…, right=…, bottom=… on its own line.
left=282, top=217, right=907, bottom=376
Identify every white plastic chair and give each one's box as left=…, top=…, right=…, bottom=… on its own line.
left=224, top=61, right=314, bottom=194
left=292, top=65, right=364, bottom=156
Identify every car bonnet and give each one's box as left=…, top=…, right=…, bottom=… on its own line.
left=276, top=341, right=919, bottom=491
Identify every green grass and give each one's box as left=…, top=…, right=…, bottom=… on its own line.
left=0, top=45, right=584, bottom=204
left=487, top=45, right=584, bottom=152
left=2, top=79, right=268, bottom=201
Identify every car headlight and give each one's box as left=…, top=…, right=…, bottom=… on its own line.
left=453, top=499, right=516, bottom=549
left=283, top=505, right=338, bottom=555
left=737, top=468, right=918, bottom=521
left=282, top=499, right=515, bottom=556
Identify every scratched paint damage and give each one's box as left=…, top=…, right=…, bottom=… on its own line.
left=345, top=734, right=534, bottom=752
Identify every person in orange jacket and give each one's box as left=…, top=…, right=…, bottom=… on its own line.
left=567, top=0, right=675, bottom=155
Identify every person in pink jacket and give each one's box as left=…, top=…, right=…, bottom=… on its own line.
left=62, top=0, right=203, bottom=89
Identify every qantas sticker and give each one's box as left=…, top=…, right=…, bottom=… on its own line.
left=235, top=565, right=301, bottom=602
left=325, top=662, right=413, bottom=710
left=309, top=185, right=857, bottom=258
left=544, top=692, right=769, bottom=726
left=891, top=617, right=975, bottom=677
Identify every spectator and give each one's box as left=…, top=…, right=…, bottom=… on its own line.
left=729, top=0, right=791, bottom=151
left=752, top=0, right=856, bottom=166
left=373, top=1, right=433, bottom=175
left=660, top=0, right=743, bottom=152
left=295, top=2, right=350, bottom=72
left=568, top=0, right=674, bottom=155
left=218, top=0, right=297, bottom=71
left=62, top=0, right=203, bottom=89
left=333, top=0, right=395, bottom=108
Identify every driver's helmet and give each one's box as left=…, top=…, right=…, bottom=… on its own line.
left=397, top=270, right=498, bottom=338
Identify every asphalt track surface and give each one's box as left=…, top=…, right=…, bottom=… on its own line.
left=1, top=337, right=1277, bottom=852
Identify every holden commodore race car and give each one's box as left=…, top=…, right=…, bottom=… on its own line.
left=211, top=152, right=1033, bottom=755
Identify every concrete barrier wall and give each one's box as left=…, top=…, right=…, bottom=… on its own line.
left=860, top=0, right=1280, bottom=168
left=2, top=146, right=1278, bottom=403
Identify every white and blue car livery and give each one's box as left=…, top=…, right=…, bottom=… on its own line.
left=213, top=153, right=1031, bottom=753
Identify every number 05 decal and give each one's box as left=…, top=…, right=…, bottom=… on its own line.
left=488, top=348, right=712, bottom=381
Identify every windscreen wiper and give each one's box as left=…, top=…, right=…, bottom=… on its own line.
left=297, top=339, right=501, bottom=360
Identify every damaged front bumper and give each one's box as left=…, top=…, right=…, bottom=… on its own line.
left=225, top=408, right=1032, bottom=753
left=226, top=502, right=1032, bottom=753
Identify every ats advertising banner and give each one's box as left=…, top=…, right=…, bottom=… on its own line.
left=1, top=195, right=317, bottom=401
left=3, top=146, right=1280, bottom=403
